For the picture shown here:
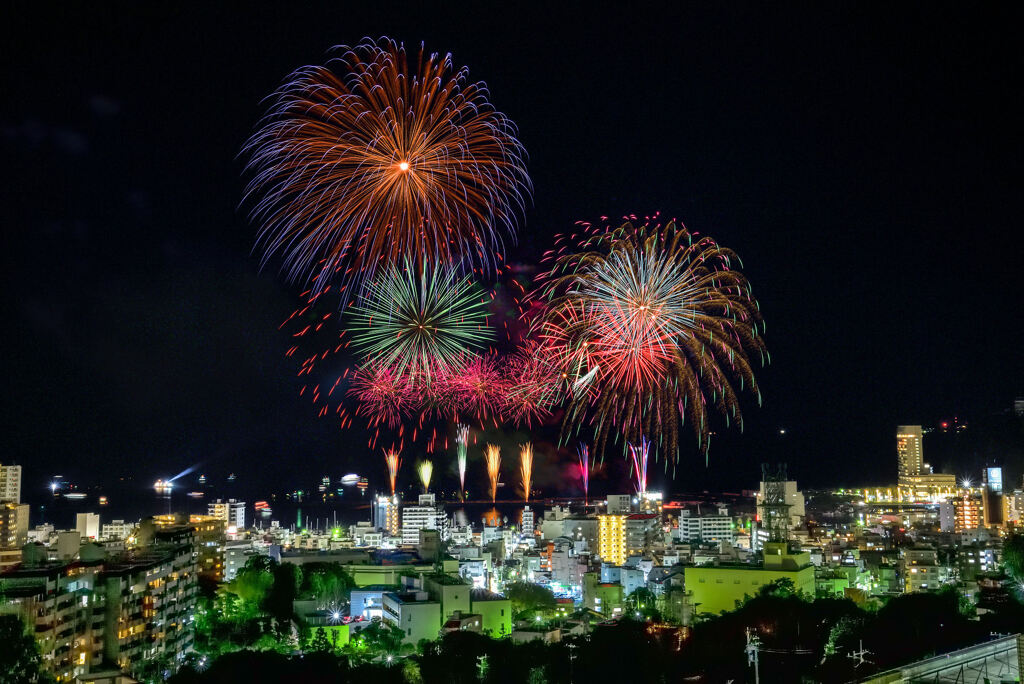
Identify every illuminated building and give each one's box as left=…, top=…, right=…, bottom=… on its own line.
left=954, top=493, right=984, bottom=532
left=901, top=546, right=943, bottom=593
left=583, top=571, right=624, bottom=615
left=373, top=494, right=400, bottom=536
left=401, top=494, right=447, bottom=545
left=100, top=520, right=133, bottom=541
left=0, top=502, right=29, bottom=570
left=0, top=522, right=197, bottom=682
left=684, top=542, right=815, bottom=615
left=0, top=463, right=22, bottom=502
left=597, top=514, right=627, bottom=565
left=207, top=498, right=246, bottom=529
left=677, top=507, right=736, bottom=543
left=521, top=506, right=534, bottom=538
left=897, top=473, right=957, bottom=503
left=756, top=480, right=805, bottom=529
left=76, top=512, right=100, bottom=540
left=606, top=494, right=632, bottom=514
left=188, top=514, right=226, bottom=581
left=625, top=513, right=659, bottom=557
left=896, top=425, right=924, bottom=477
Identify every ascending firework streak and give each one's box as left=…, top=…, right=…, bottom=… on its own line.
left=629, top=438, right=650, bottom=498
left=519, top=443, right=534, bottom=502
left=384, top=449, right=401, bottom=495
left=484, top=444, right=501, bottom=503
left=418, top=460, right=433, bottom=494
left=578, top=444, right=591, bottom=505
left=456, top=424, right=469, bottom=500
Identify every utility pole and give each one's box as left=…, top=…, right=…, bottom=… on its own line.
left=745, top=628, right=761, bottom=684
left=847, top=640, right=872, bottom=668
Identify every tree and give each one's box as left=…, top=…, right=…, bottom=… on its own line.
left=0, top=615, right=53, bottom=684
left=504, top=582, right=556, bottom=619
left=308, top=626, right=332, bottom=652
left=625, top=587, right=660, bottom=620
left=1003, top=535, right=1024, bottom=581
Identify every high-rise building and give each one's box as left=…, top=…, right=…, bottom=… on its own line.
left=0, top=521, right=197, bottom=682
left=401, top=494, right=447, bottom=545
left=896, top=425, right=924, bottom=478
left=521, top=507, right=534, bottom=538
left=373, top=494, right=401, bottom=536
left=0, top=463, right=22, bottom=502
left=597, top=514, right=627, bottom=565
left=954, top=494, right=984, bottom=532
left=76, top=512, right=100, bottom=540
left=207, top=499, right=245, bottom=529
left=624, top=513, right=659, bottom=557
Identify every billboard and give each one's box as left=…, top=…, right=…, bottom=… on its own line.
left=986, top=467, right=1003, bottom=493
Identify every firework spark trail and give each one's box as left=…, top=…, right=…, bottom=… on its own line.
left=418, top=460, right=433, bottom=494
left=384, top=449, right=401, bottom=495
left=629, top=437, right=650, bottom=498
left=578, top=444, right=590, bottom=504
left=519, top=442, right=534, bottom=502
left=532, top=218, right=766, bottom=461
left=456, top=424, right=469, bottom=499
left=243, top=37, right=531, bottom=300
left=485, top=444, right=501, bottom=503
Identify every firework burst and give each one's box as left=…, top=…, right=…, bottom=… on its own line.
left=533, top=218, right=766, bottom=460
left=417, top=460, right=433, bottom=494
left=347, top=263, right=492, bottom=383
left=519, top=443, right=534, bottom=501
left=348, top=362, right=415, bottom=429
left=456, top=424, right=469, bottom=500
left=243, top=37, right=531, bottom=299
left=384, top=449, right=401, bottom=495
left=484, top=444, right=501, bottom=503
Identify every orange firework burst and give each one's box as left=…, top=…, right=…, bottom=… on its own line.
left=384, top=449, right=401, bottom=495
left=484, top=444, right=501, bottom=503
left=243, top=37, right=531, bottom=299
left=519, top=442, right=534, bottom=501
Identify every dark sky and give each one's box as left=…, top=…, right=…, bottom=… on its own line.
left=3, top=3, right=1022, bottom=501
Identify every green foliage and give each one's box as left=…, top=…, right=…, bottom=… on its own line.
left=308, top=626, right=332, bottom=652
left=624, top=587, right=661, bottom=621
left=504, top=581, right=556, bottom=619
left=299, top=562, right=356, bottom=604
left=0, top=615, right=53, bottom=684
left=1003, top=535, right=1024, bottom=580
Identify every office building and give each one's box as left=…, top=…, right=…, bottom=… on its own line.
left=625, top=513, right=660, bottom=557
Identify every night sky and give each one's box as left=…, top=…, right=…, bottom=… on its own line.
left=3, top=4, right=1022, bottom=502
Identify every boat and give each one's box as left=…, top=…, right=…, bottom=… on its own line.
left=98, top=496, right=108, bottom=506
left=187, top=491, right=205, bottom=499
left=65, top=492, right=87, bottom=500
